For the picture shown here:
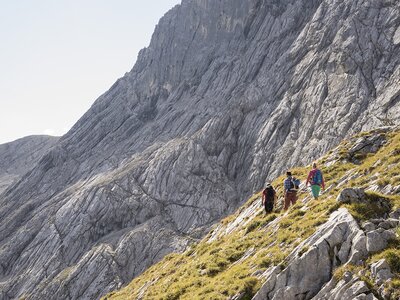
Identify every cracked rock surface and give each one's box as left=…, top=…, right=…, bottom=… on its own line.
left=252, top=206, right=399, bottom=300
left=1, top=0, right=400, bottom=299
left=253, top=208, right=364, bottom=300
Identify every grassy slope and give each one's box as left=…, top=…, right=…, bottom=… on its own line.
left=104, top=128, right=400, bottom=300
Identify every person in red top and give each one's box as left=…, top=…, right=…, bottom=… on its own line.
left=262, top=183, right=276, bottom=213
left=306, top=162, right=325, bottom=199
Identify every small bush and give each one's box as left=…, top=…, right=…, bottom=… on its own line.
left=258, top=257, right=272, bottom=268
left=327, top=202, right=342, bottom=214
left=262, top=213, right=278, bottom=225
left=377, top=178, right=390, bottom=187
left=225, top=248, right=245, bottom=263
left=384, top=250, right=400, bottom=274
left=280, top=219, right=294, bottom=228
left=333, top=264, right=363, bottom=281
left=246, top=220, right=261, bottom=234
left=298, top=245, right=309, bottom=257
left=240, top=277, right=259, bottom=300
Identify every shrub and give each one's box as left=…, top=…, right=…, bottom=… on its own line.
left=240, top=277, right=259, bottom=300
left=246, top=220, right=261, bottom=234
left=383, top=250, right=400, bottom=274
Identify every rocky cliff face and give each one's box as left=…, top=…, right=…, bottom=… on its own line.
left=1, top=0, right=400, bottom=299
left=0, top=136, right=58, bottom=194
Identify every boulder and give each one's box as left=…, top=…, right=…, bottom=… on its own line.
left=348, top=134, right=387, bottom=157
left=313, top=274, right=378, bottom=300
left=361, top=221, right=376, bottom=232
left=378, top=219, right=399, bottom=230
left=370, top=259, right=394, bottom=284
left=337, top=188, right=367, bottom=204
left=349, top=231, right=367, bottom=265
left=389, top=208, right=400, bottom=219
left=366, top=230, right=387, bottom=253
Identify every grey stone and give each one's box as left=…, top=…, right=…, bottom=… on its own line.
left=343, top=271, right=353, bottom=283
left=343, top=281, right=370, bottom=298
left=389, top=208, right=400, bottom=219
left=337, top=188, right=367, bottom=204
left=378, top=219, right=399, bottom=229
left=366, top=230, right=387, bottom=253
left=348, top=134, right=387, bottom=158
left=382, top=229, right=397, bottom=241
left=361, top=221, right=376, bottom=232
left=368, top=218, right=386, bottom=225
left=370, top=259, right=393, bottom=281
left=369, top=218, right=386, bottom=225
left=348, top=231, right=367, bottom=265
left=312, top=276, right=377, bottom=300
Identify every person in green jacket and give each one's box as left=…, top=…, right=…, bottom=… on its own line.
left=306, top=162, right=325, bottom=199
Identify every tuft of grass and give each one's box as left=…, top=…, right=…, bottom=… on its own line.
left=374, top=249, right=400, bottom=275
left=298, top=245, right=310, bottom=257
left=240, top=277, right=260, bottom=300
left=344, top=191, right=392, bottom=222
left=377, top=178, right=390, bottom=187
left=246, top=220, right=261, bottom=234
left=333, top=264, right=363, bottom=281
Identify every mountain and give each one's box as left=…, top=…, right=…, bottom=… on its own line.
left=105, top=126, right=400, bottom=300
left=1, top=0, right=400, bottom=299
left=0, top=136, right=58, bottom=194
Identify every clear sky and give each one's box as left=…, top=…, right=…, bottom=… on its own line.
left=0, top=0, right=181, bottom=144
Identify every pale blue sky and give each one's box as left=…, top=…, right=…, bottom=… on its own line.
left=0, top=0, right=181, bottom=144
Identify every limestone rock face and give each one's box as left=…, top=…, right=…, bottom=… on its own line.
left=252, top=205, right=399, bottom=300
left=1, top=0, right=400, bottom=299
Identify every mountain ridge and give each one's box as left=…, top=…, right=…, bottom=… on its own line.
left=0, top=135, right=58, bottom=194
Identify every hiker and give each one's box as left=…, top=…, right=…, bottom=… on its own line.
left=283, top=171, right=299, bottom=210
left=262, top=183, right=276, bottom=213
left=306, top=162, right=325, bottom=199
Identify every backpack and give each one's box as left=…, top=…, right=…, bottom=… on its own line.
left=312, top=169, right=322, bottom=185
left=263, top=187, right=275, bottom=204
left=292, top=178, right=300, bottom=189
left=286, top=178, right=299, bottom=192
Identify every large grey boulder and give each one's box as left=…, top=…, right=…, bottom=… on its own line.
left=348, top=131, right=387, bottom=159
left=366, top=228, right=397, bottom=253
left=336, top=188, right=367, bottom=204
left=252, top=208, right=366, bottom=300
left=366, top=230, right=388, bottom=253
